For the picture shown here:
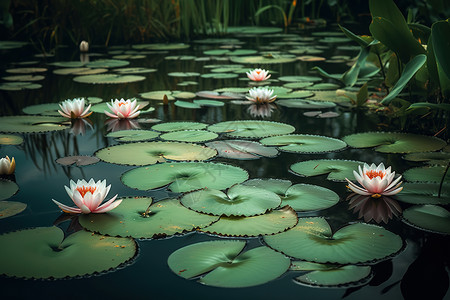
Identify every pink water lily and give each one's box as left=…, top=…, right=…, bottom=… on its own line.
left=345, top=163, right=403, bottom=198
left=246, top=87, right=277, bottom=104
left=52, top=178, right=121, bottom=214
left=246, top=68, right=271, bottom=81
left=0, top=156, right=15, bottom=175
left=105, top=98, right=140, bottom=119
left=58, top=98, right=92, bottom=119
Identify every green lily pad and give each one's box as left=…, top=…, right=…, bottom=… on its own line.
left=6, top=67, right=47, bottom=74
left=403, top=166, right=450, bottom=183
left=396, top=183, right=450, bottom=205
left=79, top=197, right=219, bottom=239
left=168, top=72, right=200, bottom=77
left=205, top=140, right=278, bottom=160
left=283, top=82, right=314, bottom=89
left=0, top=227, right=137, bottom=279
left=260, top=134, right=346, bottom=153
left=0, top=41, right=27, bottom=50
left=402, top=205, right=450, bottom=234
left=121, top=162, right=249, bottom=193
left=159, top=130, right=218, bottom=142
left=106, top=130, right=160, bottom=142
left=290, top=159, right=366, bottom=181
left=2, top=74, right=44, bottom=82
left=193, top=100, right=224, bottom=107
left=73, top=74, right=145, bottom=84
left=174, top=101, right=201, bottom=109
left=53, top=67, right=108, bottom=75
left=0, top=81, right=42, bottom=91
left=0, top=179, right=19, bottom=201
left=0, top=134, right=23, bottom=145
left=140, top=90, right=196, bottom=101
left=226, top=26, right=283, bottom=34
left=277, top=99, right=337, bottom=109
left=180, top=184, right=281, bottom=217
left=305, top=83, right=341, bottom=90
left=0, top=116, right=68, bottom=133
left=242, top=178, right=292, bottom=195
left=208, top=120, right=295, bottom=139
left=201, top=73, right=239, bottom=79
left=152, top=122, right=208, bottom=132
left=278, top=76, right=322, bottom=82
left=204, top=49, right=230, bottom=56
left=197, top=90, right=245, bottom=100
left=49, top=61, right=86, bottom=68
left=230, top=55, right=297, bottom=64
left=22, top=103, right=60, bottom=115
left=85, top=59, right=130, bottom=68
left=0, top=201, right=26, bottom=219
left=199, top=206, right=298, bottom=237
left=168, top=241, right=290, bottom=288
left=95, top=141, right=216, bottom=165
left=276, top=90, right=315, bottom=99
left=403, top=152, right=450, bottom=165
left=264, top=217, right=403, bottom=264
left=114, top=67, right=157, bottom=74
left=132, top=43, right=190, bottom=50
left=342, top=132, right=446, bottom=153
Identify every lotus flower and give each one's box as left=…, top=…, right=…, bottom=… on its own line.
left=52, top=178, right=121, bottom=214
left=345, top=163, right=403, bottom=198
left=246, top=87, right=277, bottom=104
left=246, top=68, right=271, bottom=81
left=79, top=40, right=89, bottom=52
left=58, top=98, right=92, bottom=119
left=0, top=156, right=15, bottom=175
left=105, top=98, right=140, bottom=119
left=347, top=194, right=402, bottom=224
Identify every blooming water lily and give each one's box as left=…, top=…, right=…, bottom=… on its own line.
left=345, top=163, right=403, bottom=198
left=105, top=98, right=140, bottom=119
left=58, top=98, right=92, bottom=119
left=246, top=87, right=277, bottom=104
left=52, top=178, right=121, bottom=214
left=79, top=40, right=89, bottom=52
left=0, top=156, right=15, bottom=175
left=246, top=68, right=271, bottom=81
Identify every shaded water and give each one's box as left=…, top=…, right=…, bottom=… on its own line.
left=0, top=27, right=449, bottom=300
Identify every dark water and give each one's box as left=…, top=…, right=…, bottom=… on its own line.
left=0, top=29, right=449, bottom=300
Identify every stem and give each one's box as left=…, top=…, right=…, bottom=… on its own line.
left=438, top=161, right=450, bottom=198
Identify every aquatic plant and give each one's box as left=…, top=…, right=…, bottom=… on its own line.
left=58, top=98, right=92, bottom=119
left=246, top=87, right=277, bottom=104
left=105, top=98, right=140, bottom=119
left=0, top=156, right=15, bottom=175
left=246, top=68, right=271, bottom=81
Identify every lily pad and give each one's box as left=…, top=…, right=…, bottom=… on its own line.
left=2, top=74, right=44, bottom=82
left=208, top=120, right=295, bottom=139
left=193, top=100, right=224, bottom=107
left=283, top=82, right=314, bottom=89
left=290, top=159, right=366, bottom=181
left=49, top=61, right=86, bottom=68
left=55, top=155, right=100, bottom=166
left=402, top=205, right=450, bottom=234
left=168, top=72, right=200, bottom=77
left=276, top=90, right=315, bottom=99
left=95, top=141, right=216, bottom=165
left=22, top=103, right=60, bottom=115
left=152, top=122, right=208, bottom=132
left=0, top=41, right=27, bottom=50
left=140, top=90, right=196, bottom=101
left=230, top=55, right=297, bottom=64
left=200, top=73, right=239, bottom=79
left=277, top=99, right=336, bottom=109
left=0, top=134, right=23, bottom=145
left=0, top=82, right=42, bottom=91
left=132, top=43, right=190, bottom=50
left=180, top=184, right=281, bottom=217
left=0, top=227, right=137, bottom=279
left=264, top=217, right=403, bottom=264
left=342, top=132, right=446, bottom=153
left=121, top=162, right=249, bottom=192
left=53, top=68, right=108, bottom=75
left=197, top=91, right=245, bottom=100
left=168, top=241, right=290, bottom=288
left=73, top=74, right=145, bottom=84
left=205, top=140, right=278, bottom=160
left=6, top=67, right=47, bottom=74
left=403, top=166, right=450, bottom=183
left=174, top=101, right=201, bottom=109
left=106, top=130, right=160, bottom=142
left=305, top=83, right=341, bottom=90
left=278, top=76, right=322, bottom=82
left=260, top=134, right=346, bottom=153
left=79, top=197, right=219, bottom=239
left=403, top=152, right=450, bottom=165
left=0, top=116, right=68, bottom=133
left=396, top=183, right=450, bottom=205
left=0, top=201, right=26, bottom=219
left=114, top=67, right=157, bottom=74
left=85, top=59, right=130, bottom=68
left=159, top=130, right=218, bottom=142
left=0, top=179, right=19, bottom=201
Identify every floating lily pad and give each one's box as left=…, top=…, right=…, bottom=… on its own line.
left=168, top=241, right=290, bottom=288
left=0, top=134, right=23, bottom=145
left=121, top=162, right=248, bottom=192
left=6, top=67, right=47, bottom=74
left=278, top=76, right=322, bottom=82
left=226, top=26, right=283, bottom=35
left=260, top=134, right=346, bottom=153
left=55, top=155, right=100, bottom=166
left=73, top=74, right=145, bottom=84
left=168, top=72, right=200, bottom=77
left=140, top=90, right=196, bottom=101
left=0, top=81, right=42, bottom=91
left=396, top=183, right=450, bottom=205
left=152, top=122, right=208, bottom=132
left=2, top=74, right=44, bottom=82
left=205, top=140, right=278, bottom=160
left=193, top=100, right=224, bottom=107
left=132, top=43, right=190, bottom=50
left=0, top=41, right=27, bottom=50
left=290, top=159, right=366, bottom=181
left=208, top=120, right=295, bottom=139
left=342, top=132, right=446, bottom=153
left=403, top=166, right=450, bottom=183
left=264, top=217, right=403, bottom=264
left=174, top=101, right=201, bottom=109
left=49, top=61, right=86, bottom=68
left=106, top=130, right=159, bottom=142
left=114, top=67, right=157, bottom=74
left=95, top=141, right=216, bottom=166
left=283, top=82, right=314, bottom=89
left=180, top=184, right=281, bottom=217
left=199, top=206, right=298, bottom=237
left=230, top=55, right=297, bottom=64
left=297, top=55, right=326, bottom=62
left=304, top=111, right=340, bottom=118
left=276, top=90, right=315, bottom=99
left=79, top=197, right=219, bottom=239
left=402, top=205, right=450, bottom=234
left=200, top=73, right=239, bottom=79
left=85, top=59, right=130, bottom=68
left=159, top=130, right=218, bottom=142
left=403, top=152, right=450, bottom=165
left=0, top=201, right=26, bottom=219
left=0, top=179, right=19, bottom=201
left=0, top=116, right=68, bottom=133
left=197, top=90, right=245, bottom=99
left=53, top=67, right=108, bottom=75
left=305, top=83, right=341, bottom=90
left=22, top=103, right=59, bottom=115
left=0, top=227, right=137, bottom=279
left=277, top=99, right=336, bottom=109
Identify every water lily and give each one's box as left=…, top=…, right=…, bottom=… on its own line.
left=345, top=163, right=403, bottom=198
left=79, top=40, right=89, bottom=52
left=105, top=98, right=140, bottom=119
left=52, top=178, right=121, bottom=214
left=246, top=87, right=277, bottom=104
left=58, top=98, right=92, bottom=119
left=0, top=156, right=15, bottom=175
left=246, top=68, right=271, bottom=81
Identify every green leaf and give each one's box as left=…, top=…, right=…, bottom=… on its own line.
left=338, top=24, right=371, bottom=48
left=431, top=20, right=450, bottom=79
left=356, top=82, right=368, bottom=106
left=342, top=47, right=372, bottom=87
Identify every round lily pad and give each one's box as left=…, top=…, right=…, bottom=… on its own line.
left=174, top=101, right=201, bottom=109
left=121, top=162, right=249, bottom=193
left=0, top=134, right=23, bottom=145
left=226, top=26, right=283, bottom=34
left=6, top=67, right=47, bottom=74
left=0, top=179, right=19, bottom=201
left=342, top=132, right=446, bottom=153
left=0, top=82, right=42, bottom=91
left=193, top=100, right=224, bottom=107
left=230, top=54, right=297, bottom=64
left=180, top=184, right=281, bottom=217
left=205, top=140, right=279, bottom=160
left=73, top=74, right=145, bottom=84
left=0, top=41, right=27, bottom=50
left=95, top=141, right=217, bottom=165
left=49, top=61, right=86, bottom=68
left=290, top=159, right=365, bottom=181
left=260, top=134, right=346, bottom=153
left=114, top=67, right=157, bottom=74
left=0, top=201, right=26, bottom=219
left=264, top=217, right=403, bottom=264
left=278, top=76, right=322, bottom=82
left=85, top=59, right=130, bottom=68
left=403, top=152, right=450, bottom=165
left=0, top=227, right=137, bottom=279
left=276, top=90, right=315, bottom=99
left=53, top=67, right=108, bottom=75
left=159, top=130, right=218, bottom=142
left=402, top=205, right=450, bottom=234
left=197, top=91, right=245, bottom=99
left=168, top=72, right=200, bottom=77
left=396, top=183, right=450, bottom=205
left=79, top=197, right=219, bottom=239
left=140, top=90, right=196, bottom=101
left=168, top=241, right=290, bottom=288
left=22, top=103, right=59, bottom=115
left=200, top=206, right=298, bottom=237
left=208, top=120, right=295, bottom=139
left=200, top=73, right=239, bottom=79
left=2, top=74, right=44, bottom=82
left=277, top=99, right=336, bottom=109
left=403, top=166, right=450, bottom=183
left=106, top=130, right=160, bottom=142
left=151, top=122, right=208, bottom=132
left=132, top=43, right=190, bottom=50
left=0, top=116, right=69, bottom=133
left=305, top=83, right=341, bottom=90
left=55, top=155, right=100, bottom=167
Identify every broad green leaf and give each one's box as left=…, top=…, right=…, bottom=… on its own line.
left=431, top=20, right=450, bottom=79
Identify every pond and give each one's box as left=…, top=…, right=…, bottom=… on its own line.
left=0, top=25, right=449, bottom=300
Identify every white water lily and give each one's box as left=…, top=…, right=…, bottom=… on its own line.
left=0, top=156, right=15, bottom=175
left=345, top=163, right=403, bottom=198
left=52, top=178, right=121, bottom=214
left=246, top=68, right=271, bottom=81
left=79, top=40, right=89, bottom=52
left=246, top=87, right=277, bottom=104
left=58, top=98, right=92, bottom=119
left=105, top=98, right=140, bottom=119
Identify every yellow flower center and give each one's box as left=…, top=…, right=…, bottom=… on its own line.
left=365, top=170, right=385, bottom=179
left=76, top=186, right=96, bottom=197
